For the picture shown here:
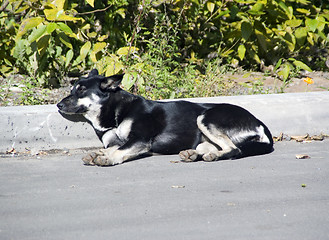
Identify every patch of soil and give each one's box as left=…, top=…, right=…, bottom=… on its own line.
left=0, top=71, right=328, bottom=107
left=0, top=75, right=72, bottom=107
left=223, top=71, right=329, bottom=95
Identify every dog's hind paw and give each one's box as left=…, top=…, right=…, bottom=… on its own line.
left=202, top=152, right=218, bottom=162
left=82, top=152, right=98, bottom=165
left=179, top=149, right=199, bottom=162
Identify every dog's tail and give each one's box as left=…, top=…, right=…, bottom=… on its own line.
left=236, top=123, right=274, bottom=158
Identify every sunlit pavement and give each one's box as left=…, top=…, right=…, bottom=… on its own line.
left=1, top=139, right=328, bottom=240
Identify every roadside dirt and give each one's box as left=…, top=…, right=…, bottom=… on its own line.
left=0, top=71, right=328, bottom=107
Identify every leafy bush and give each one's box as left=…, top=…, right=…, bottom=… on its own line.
left=0, top=0, right=328, bottom=99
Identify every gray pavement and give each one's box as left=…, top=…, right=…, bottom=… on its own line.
left=1, top=91, right=329, bottom=240
left=1, top=140, right=329, bottom=240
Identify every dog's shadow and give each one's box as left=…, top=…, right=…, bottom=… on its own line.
left=58, top=111, right=87, bottom=123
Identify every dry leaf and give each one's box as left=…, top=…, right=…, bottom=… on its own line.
left=170, top=160, right=181, bottom=164
left=291, top=134, right=310, bottom=142
left=274, top=133, right=328, bottom=142
left=311, top=134, right=325, bottom=141
left=6, top=148, right=16, bottom=154
left=296, top=154, right=310, bottom=159
left=37, top=151, right=48, bottom=156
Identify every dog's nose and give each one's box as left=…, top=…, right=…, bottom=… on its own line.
left=57, top=102, right=64, bottom=110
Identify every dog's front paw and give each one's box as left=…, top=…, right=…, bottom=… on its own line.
left=179, top=149, right=199, bottom=162
left=82, top=150, right=119, bottom=166
left=82, top=152, right=98, bottom=165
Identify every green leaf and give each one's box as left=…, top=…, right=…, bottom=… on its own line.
left=89, top=42, right=107, bottom=62
left=305, top=18, right=318, bottom=32
left=255, top=28, right=267, bottom=52
left=37, top=34, right=51, bottom=55
left=316, top=16, right=326, bottom=32
left=13, top=39, right=28, bottom=59
left=44, top=4, right=82, bottom=22
left=93, top=42, right=107, bottom=53
left=65, top=49, right=74, bottom=68
left=16, top=17, right=44, bottom=40
left=57, top=22, right=73, bottom=35
left=296, top=8, right=310, bottom=15
left=15, top=5, right=29, bottom=14
left=292, top=60, right=312, bottom=72
left=55, top=0, right=66, bottom=10
left=80, top=41, right=91, bottom=60
left=307, top=32, right=315, bottom=45
left=274, top=58, right=283, bottom=71
left=278, top=1, right=293, bottom=19
left=28, top=24, right=47, bottom=43
left=284, top=32, right=296, bottom=52
left=296, top=0, right=310, bottom=4
left=121, top=73, right=136, bottom=90
left=4, top=58, right=13, bottom=66
left=86, top=0, right=94, bottom=7
left=286, top=19, right=303, bottom=28
left=248, top=3, right=265, bottom=15
left=295, top=27, right=307, bottom=45
left=46, top=22, right=58, bottom=34
left=116, top=8, right=126, bottom=19
left=248, top=48, right=261, bottom=63
left=44, top=7, right=59, bottom=21
left=117, top=46, right=139, bottom=55
left=238, top=44, right=246, bottom=60
left=241, top=21, right=253, bottom=41
left=207, top=2, right=215, bottom=13
left=278, top=64, right=291, bottom=81
left=58, top=32, right=72, bottom=48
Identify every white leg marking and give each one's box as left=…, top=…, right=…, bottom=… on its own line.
left=197, top=115, right=237, bottom=150
left=196, top=115, right=240, bottom=161
left=102, top=129, right=118, bottom=148
left=94, top=143, right=151, bottom=166
left=195, top=141, right=218, bottom=155
left=116, top=119, right=133, bottom=141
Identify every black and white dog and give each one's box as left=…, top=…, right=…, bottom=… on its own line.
left=57, top=69, right=273, bottom=166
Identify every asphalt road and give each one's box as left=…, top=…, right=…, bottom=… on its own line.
left=1, top=140, right=329, bottom=240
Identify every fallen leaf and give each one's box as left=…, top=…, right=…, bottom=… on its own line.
left=37, top=151, right=48, bottom=156
left=291, top=134, right=310, bottom=142
left=273, top=132, right=284, bottom=141
left=296, top=154, right=310, bottom=159
left=170, top=160, right=181, bottom=164
left=311, top=134, right=325, bottom=141
left=273, top=133, right=291, bottom=141
left=6, top=148, right=16, bottom=154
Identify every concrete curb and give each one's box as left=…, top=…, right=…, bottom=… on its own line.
left=1, top=92, right=328, bottom=152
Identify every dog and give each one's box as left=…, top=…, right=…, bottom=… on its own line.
left=57, top=69, right=273, bottom=166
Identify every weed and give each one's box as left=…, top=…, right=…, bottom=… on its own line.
left=19, top=78, right=49, bottom=105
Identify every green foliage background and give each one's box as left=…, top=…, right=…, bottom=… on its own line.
left=0, top=0, right=328, bottom=99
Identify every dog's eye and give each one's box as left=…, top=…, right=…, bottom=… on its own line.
left=77, top=85, right=87, bottom=93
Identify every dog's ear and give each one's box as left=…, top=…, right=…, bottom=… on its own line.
left=88, top=69, right=99, bottom=77
left=100, top=74, right=124, bottom=91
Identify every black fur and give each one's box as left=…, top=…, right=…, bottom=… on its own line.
left=57, top=69, right=273, bottom=166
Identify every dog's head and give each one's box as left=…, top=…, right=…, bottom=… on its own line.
left=57, top=69, right=124, bottom=115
